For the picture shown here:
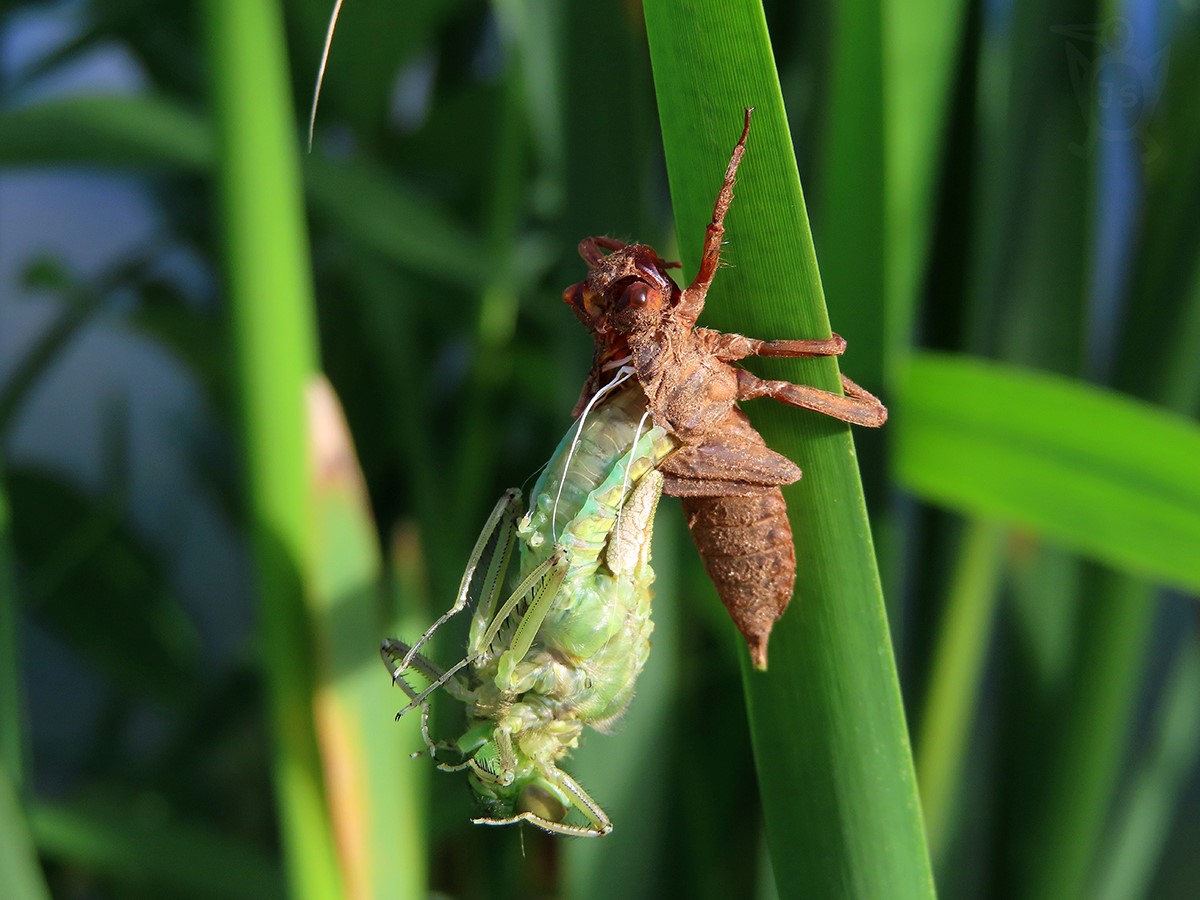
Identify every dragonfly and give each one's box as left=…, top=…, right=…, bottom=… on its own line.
left=382, top=381, right=677, bottom=836
left=561, top=109, right=887, bottom=668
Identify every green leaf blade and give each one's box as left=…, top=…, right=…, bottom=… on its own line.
left=200, top=1, right=343, bottom=896
left=896, top=353, right=1200, bottom=591
left=644, top=2, right=934, bottom=896
left=0, top=769, right=49, bottom=900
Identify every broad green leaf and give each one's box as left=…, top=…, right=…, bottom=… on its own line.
left=895, top=353, right=1200, bottom=592
left=643, top=1, right=934, bottom=896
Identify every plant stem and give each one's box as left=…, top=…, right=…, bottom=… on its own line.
left=200, top=1, right=342, bottom=897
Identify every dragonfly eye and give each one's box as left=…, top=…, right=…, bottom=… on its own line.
left=562, top=282, right=583, bottom=308
left=621, top=282, right=649, bottom=309
left=564, top=282, right=609, bottom=332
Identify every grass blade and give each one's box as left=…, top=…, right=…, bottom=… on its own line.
left=916, top=519, right=1007, bottom=860
left=643, top=2, right=934, bottom=895
left=881, top=0, right=969, bottom=365
left=0, top=769, right=49, bottom=900
left=895, top=353, right=1200, bottom=592
left=199, top=1, right=342, bottom=896
left=307, top=378, right=427, bottom=900
left=1094, top=638, right=1200, bottom=900
left=1019, top=578, right=1154, bottom=900
left=819, top=0, right=886, bottom=387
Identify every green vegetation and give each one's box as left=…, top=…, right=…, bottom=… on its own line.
left=1, top=0, right=1197, bottom=897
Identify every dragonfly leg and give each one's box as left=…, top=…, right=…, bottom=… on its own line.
left=384, top=666, right=443, bottom=760
left=680, top=108, right=753, bottom=327
left=381, top=640, right=467, bottom=759
left=381, top=639, right=469, bottom=702
left=709, top=331, right=847, bottom=362
left=435, top=723, right=494, bottom=773
left=392, top=548, right=570, bottom=719
left=400, top=488, right=522, bottom=672
left=578, top=235, right=629, bottom=266
left=470, top=767, right=612, bottom=837
left=485, top=548, right=570, bottom=690
left=735, top=368, right=888, bottom=427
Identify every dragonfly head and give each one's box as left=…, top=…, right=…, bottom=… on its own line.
left=467, top=750, right=571, bottom=826
left=563, top=238, right=682, bottom=347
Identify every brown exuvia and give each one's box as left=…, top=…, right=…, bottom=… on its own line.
left=561, top=109, right=887, bottom=669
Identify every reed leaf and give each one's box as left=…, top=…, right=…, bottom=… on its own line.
left=644, top=1, right=934, bottom=895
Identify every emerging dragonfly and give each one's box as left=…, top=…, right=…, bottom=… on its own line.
left=382, top=382, right=676, bottom=836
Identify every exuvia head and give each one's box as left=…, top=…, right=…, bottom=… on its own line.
left=561, top=237, right=682, bottom=340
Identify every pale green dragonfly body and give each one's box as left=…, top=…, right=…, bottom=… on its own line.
left=382, top=382, right=677, bottom=835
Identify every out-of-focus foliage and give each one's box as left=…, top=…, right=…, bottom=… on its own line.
left=1, top=0, right=1198, bottom=897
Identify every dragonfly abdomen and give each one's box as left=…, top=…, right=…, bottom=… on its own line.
left=681, top=489, right=795, bottom=665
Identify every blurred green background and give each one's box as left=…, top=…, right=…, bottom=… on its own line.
left=2, top=0, right=1198, bottom=898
